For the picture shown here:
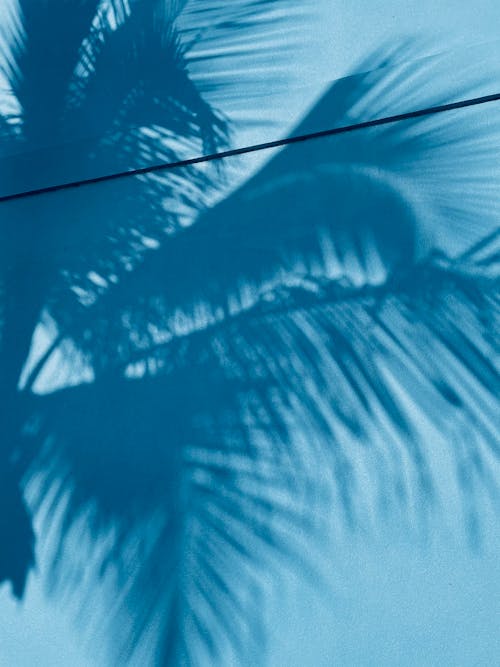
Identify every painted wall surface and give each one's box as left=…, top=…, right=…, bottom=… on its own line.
left=0, top=2, right=499, bottom=666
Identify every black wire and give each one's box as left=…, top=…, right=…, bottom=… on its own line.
left=2, top=91, right=500, bottom=204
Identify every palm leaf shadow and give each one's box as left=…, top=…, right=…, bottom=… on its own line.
left=0, top=0, right=222, bottom=603
left=22, top=232, right=499, bottom=664
left=11, top=42, right=500, bottom=664
left=0, top=0, right=296, bottom=612
left=25, top=350, right=317, bottom=664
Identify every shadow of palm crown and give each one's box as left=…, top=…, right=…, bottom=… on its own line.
left=0, top=1, right=499, bottom=665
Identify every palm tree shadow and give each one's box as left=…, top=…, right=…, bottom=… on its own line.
left=0, top=7, right=499, bottom=663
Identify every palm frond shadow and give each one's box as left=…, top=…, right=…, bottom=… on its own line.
left=0, top=0, right=295, bottom=618
left=0, top=14, right=499, bottom=664
left=24, top=62, right=500, bottom=667
left=0, top=0, right=321, bottom=661
left=0, top=0, right=222, bottom=605
left=22, top=229, right=500, bottom=664
left=25, top=353, right=318, bottom=664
